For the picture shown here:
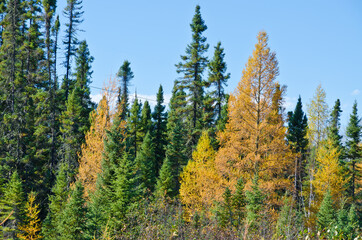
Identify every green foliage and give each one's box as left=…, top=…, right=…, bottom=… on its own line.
left=140, top=100, right=152, bottom=140
left=155, top=157, right=174, bottom=198
left=152, top=85, right=168, bottom=174
left=58, top=181, right=87, bottom=240
left=346, top=101, right=361, bottom=202
left=0, top=171, right=24, bottom=239
left=117, top=60, right=134, bottom=119
left=245, top=176, right=264, bottom=229
left=127, top=98, right=142, bottom=158
left=317, top=189, right=335, bottom=231
left=208, top=42, right=230, bottom=123
left=175, top=5, right=209, bottom=149
left=42, top=163, right=70, bottom=239
left=135, top=132, right=157, bottom=193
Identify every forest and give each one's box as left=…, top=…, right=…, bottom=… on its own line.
left=0, top=0, right=361, bottom=239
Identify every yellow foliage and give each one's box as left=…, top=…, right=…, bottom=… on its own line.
left=215, top=31, right=293, bottom=205
left=313, top=139, right=348, bottom=204
left=17, top=192, right=42, bottom=240
left=180, top=131, right=223, bottom=220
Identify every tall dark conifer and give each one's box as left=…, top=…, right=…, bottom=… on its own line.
left=128, top=97, right=142, bottom=158
left=176, top=5, right=209, bottom=150
left=287, top=96, right=308, bottom=204
left=152, top=85, right=167, bottom=174
left=117, top=60, right=133, bottom=120
left=345, top=101, right=361, bottom=203
left=328, top=99, right=344, bottom=155
left=140, top=100, right=152, bottom=140
left=61, top=0, right=83, bottom=100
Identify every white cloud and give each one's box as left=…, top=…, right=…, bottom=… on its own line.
left=90, top=93, right=103, bottom=104
left=283, top=96, right=297, bottom=112
left=351, top=89, right=360, bottom=96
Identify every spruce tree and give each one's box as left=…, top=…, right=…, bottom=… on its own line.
left=128, top=97, right=142, bottom=158
left=317, top=189, right=335, bottom=231
left=207, top=41, right=230, bottom=122
left=176, top=5, right=209, bottom=150
left=154, top=156, right=173, bottom=198
left=135, top=132, right=157, bottom=193
left=328, top=99, right=343, bottom=151
left=140, top=100, right=152, bottom=140
left=232, top=178, right=246, bottom=227
left=287, top=96, right=308, bottom=203
left=216, top=187, right=234, bottom=227
left=245, top=175, right=264, bottom=229
left=345, top=101, right=361, bottom=203
left=0, top=171, right=24, bottom=239
left=62, top=0, right=84, bottom=100
left=346, top=204, right=359, bottom=238
left=152, top=85, right=167, bottom=173
left=42, top=163, right=69, bottom=239
left=58, top=181, right=87, bottom=240
left=117, top=60, right=134, bottom=120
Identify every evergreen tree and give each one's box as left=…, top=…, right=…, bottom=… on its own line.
left=207, top=41, right=230, bottom=122
left=42, top=163, right=70, bottom=239
left=154, top=156, right=173, bottom=198
left=62, top=0, right=84, bottom=100
left=117, top=60, right=134, bottom=120
left=140, top=100, right=152, bottom=140
left=287, top=96, right=308, bottom=203
left=216, top=187, right=234, bottom=227
left=110, top=152, right=138, bottom=232
left=59, top=87, right=84, bottom=172
left=317, top=189, right=335, bottom=231
left=128, top=97, right=142, bottom=158
left=346, top=204, right=359, bottom=239
left=215, top=93, right=229, bottom=133
left=0, top=171, right=24, bottom=239
left=345, top=101, right=361, bottom=203
left=328, top=99, right=343, bottom=152
left=58, top=181, right=87, bottom=240
left=135, top=132, right=157, bottom=193
left=152, top=85, right=167, bottom=173
left=176, top=5, right=209, bottom=150
left=232, top=178, right=246, bottom=227
left=17, top=192, right=42, bottom=240
left=245, top=176, right=264, bottom=229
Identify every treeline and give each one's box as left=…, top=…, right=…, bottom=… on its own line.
left=0, top=2, right=361, bottom=239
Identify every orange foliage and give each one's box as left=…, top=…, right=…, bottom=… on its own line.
left=77, top=78, right=118, bottom=197
left=215, top=31, right=293, bottom=205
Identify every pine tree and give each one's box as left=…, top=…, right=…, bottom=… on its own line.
left=287, top=96, right=308, bottom=203
left=135, top=131, right=157, bottom=193
left=152, top=85, right=167, bottom=174
left=58, top=181, right=87, bottom=240
left=17, top=192, right=42, bottom=240
left=176, top=5, right=209, bottom=149
left=345, top=101, right=361, bottom=203
left=42, top=163, right=69, bottom=239
left=346, top=204, right=359, bottom=239
left=208, top=41, right=230, bottom=122
left=140, top=100, right=152, bottom=140
left=215, top=32, right=293, bottom=204
left=0, top=171, right=24, bottom=239
left=62, top=0, right=84, bottom=100
left=117, top=60, right=134, bottom=120
left=317, top=189, right=335, bottom=231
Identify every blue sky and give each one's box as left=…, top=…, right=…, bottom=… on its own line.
left=56, top=0, right=361, bottom=131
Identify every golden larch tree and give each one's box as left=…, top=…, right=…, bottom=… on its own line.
left=215, top=31, right=293, bottom=205
left=17, top=192, right=42, bottom=240
left=313, top=139, right=348, bottom=203
left=180, top=131, right=223, bottom=220
left=77, top=79, right=119, bottom=197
